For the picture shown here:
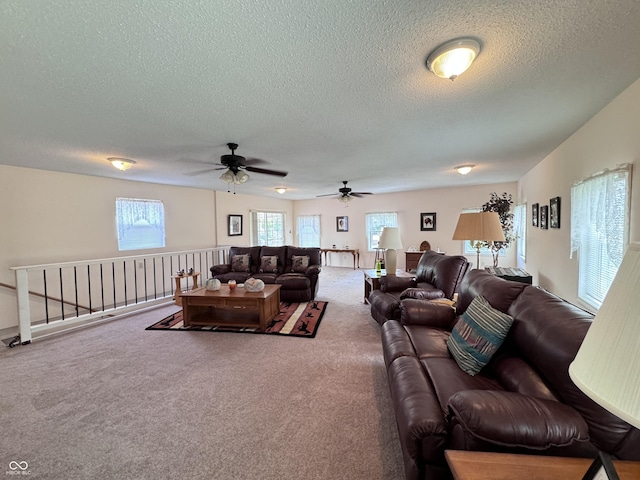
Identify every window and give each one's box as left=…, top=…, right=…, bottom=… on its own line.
left=115, top=198, right=165, bottom=251
left=571, top=165, right=631, bottom=310
left=251, top=211, right=285, bottom=246
left=297, top=215, right=320, bottom=247
left=513, top=203, right=527, bottom=263
left=366, top=212, right=398, bottom=251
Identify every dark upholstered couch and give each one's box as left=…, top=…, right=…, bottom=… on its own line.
left=369, top=251, right=471, bottom=325
left=381, top=269, right=640, bottom=480
left=210, top=246, right=321, bottom=303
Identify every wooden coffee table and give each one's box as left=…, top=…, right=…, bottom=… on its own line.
left=180, top=284, right=281, bottom=332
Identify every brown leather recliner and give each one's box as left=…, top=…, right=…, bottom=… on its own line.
left=210, top=246, right=321, bottom=302
left=368, top=250, right=471, bottom=325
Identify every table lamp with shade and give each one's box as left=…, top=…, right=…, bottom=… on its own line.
left=452, top=211, right=505, bottom=269
left=378, top=227, right=403, bottom=275
left=569, top=242, right=640, bottom=478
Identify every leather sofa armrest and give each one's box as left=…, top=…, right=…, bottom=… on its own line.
left=447, top=390, right=590, bottom=449
left=380, top=276, right=416, bottom=292
left=211, top=264, right=231, bottom=275
left=305, top=265, right=321, bottom=276
left=400, top=299, right=457, bottom=329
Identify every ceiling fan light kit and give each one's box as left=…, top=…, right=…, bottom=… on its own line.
left=426, top=38, right=480, bottom=80
left=108, top=157, right=135, bottom=171
left=455, top=164, right=475, bottom=175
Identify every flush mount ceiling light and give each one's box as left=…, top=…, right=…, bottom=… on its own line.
left=426, top=38, right=481, bottom=80
left=275, top=187, right=287, bottom=194
left=108, top=157, right=135, bottom=171
left=455, top=164, right=475, bottom=175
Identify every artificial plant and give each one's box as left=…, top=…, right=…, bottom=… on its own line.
left=481, top=192, right=514, bottom=267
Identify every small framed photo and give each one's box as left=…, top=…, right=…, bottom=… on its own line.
left=420, top=212, right=436, bottom=231
left=228, top=214, right=243, bottom=236
left=336, top=216, right=348, bottom=232
left=550, top=196, right=561, bottom=229
left=540, top=205, right=549, bottom=230
left=532, top=203, right=539, bottom=227
left=582, top=452, right=620, bottom=480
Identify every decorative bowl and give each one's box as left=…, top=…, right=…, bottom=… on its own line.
left=244, top=277, right=265, bottom=292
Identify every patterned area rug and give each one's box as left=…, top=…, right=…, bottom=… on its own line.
left=145, top=301, right=328, bottom=338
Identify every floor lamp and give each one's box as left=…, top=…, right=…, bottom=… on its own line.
left=378, top=227, right=403, bottom=275
left=452, top=212, right=505, bottom=269
left=569, top=242, right=640, bottom=478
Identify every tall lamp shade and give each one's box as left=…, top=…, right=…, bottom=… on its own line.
left=378, top=227, right=403, bottom=275
left=569, top=242, right=640, bottom=430
left=452, top=212, right=505, bottom=269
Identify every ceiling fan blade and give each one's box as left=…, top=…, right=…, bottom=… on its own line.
left=243, top=157, right=268, bottom=166
left=351, top=192, right=373, bottom=197
left=245, top=166, right=288, bottom=177
left=183, top=167, right=225, bottom=176
left=316, top=193, right=339, bottom=197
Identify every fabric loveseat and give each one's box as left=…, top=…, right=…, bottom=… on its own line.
left=381, top=269, right=640, bottom=480
left=369, top=250, right=471, bottom=325
left=210, top=246, right=321, bottom=303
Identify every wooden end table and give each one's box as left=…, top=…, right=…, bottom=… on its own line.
left=363, top=269, right=414, bottom=304
left=445, top=450, right=640, bottom=480
left=180, top=284, right=281, bottom=332
left=171, top=271, right=200, bottom=305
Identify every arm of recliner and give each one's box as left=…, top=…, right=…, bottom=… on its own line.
left=400, top=299, right=457, bottom=329
left=211, top=264, right=231, bottom=275
left=447, top=390, right=590, bottom=449
left=380, top=275, right=416, bottom=292
left=304, top=265, right=321, bottom=275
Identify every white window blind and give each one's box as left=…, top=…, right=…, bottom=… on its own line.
left=571, top=164, right=631, bottom=310
left=115, top=198, right=165, bottom=251
left=513, top=203, right=527, bottom=262
left=297, top=215, right=320, bottom=247
left=251, top=211, right=285, bottom=246
left=366, top=212, right=398, bottom=251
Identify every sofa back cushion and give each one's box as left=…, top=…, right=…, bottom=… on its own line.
left=415, top=251, right=471, bottom=299
left=456, top=270, right=527, bottom=315
left=507, top=287, right=639, bottom=456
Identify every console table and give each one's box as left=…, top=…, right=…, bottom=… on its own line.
left=320, top=248, right=360, bottom=269
left=445, top=450, right=640, bottom=480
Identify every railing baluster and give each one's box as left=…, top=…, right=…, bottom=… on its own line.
left=133, top=260, right=138, bottom=304
left=100, top=263, right=105, bottom=312
left=123, top=261, right=128, bottom=307
left=152, top=258, right=156, bottom=300
left=74, top=266, right=79, bottom=317
left=112, top=262, right=116, bottom=309
left=43, top=270, right=49, bottom=324
left=87, top=265, right=92, bottom=314
left=59, top=267, right=65, bottom=321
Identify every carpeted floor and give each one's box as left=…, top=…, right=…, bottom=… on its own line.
left=0, top=267, right=405, bottom=480
left=146, top=300, right=328, bottom=337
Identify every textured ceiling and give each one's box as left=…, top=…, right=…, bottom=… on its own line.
left=2, top=0, right=640, bottom=200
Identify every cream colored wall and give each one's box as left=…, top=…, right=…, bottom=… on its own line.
left=0, top=165, right=217, bottom=330
left=518, top=77, right=640, bottom=307
left=294, top=182, right=517, bottom=270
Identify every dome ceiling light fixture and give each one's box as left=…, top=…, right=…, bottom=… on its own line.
left=426, top=38, right=481, bottom=80
left=108, top=157, right=136, bottom=171
left=275, top=187, right=287, bottom=194
left=455, top=164, right=475, bottom=175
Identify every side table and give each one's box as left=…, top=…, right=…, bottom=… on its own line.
left=445, top=450, right=640, bottom=480
left=484, top=266, right=532, bottom=284
left=171, top=271, right=200, bottom=305
left=363, top=269, right=413, bottom=304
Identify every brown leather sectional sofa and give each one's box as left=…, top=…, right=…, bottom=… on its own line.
left=210, top=246, right=321, bottom=303
left=380, top=269, right=640, bottom=480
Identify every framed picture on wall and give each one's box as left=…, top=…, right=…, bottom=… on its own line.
left=540, top=206, right=549, bottom=230
left=336, top=216, right=348, bottom=232
left=532, top=203, right=539, bottom=227
left=420, top=212, right=436, bottom=231
left=228, top=214, right=243, bottom=236
left=550, top=196, right=561, bottom=228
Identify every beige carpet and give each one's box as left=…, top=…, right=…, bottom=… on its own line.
left=0, top=266, right=405, bottom=480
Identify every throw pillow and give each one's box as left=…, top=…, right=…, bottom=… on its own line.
left=446, top=295, right=514, bottom=376
left=291, top=255, right=310, bottom=273
left=259, top=255, right=278, bottom=273
left=231, top=254, right=250, bottom=273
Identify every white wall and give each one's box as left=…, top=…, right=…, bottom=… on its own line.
left=294, top=182, right=518, bottom=270
left=519, top=77, right=640, bottom=307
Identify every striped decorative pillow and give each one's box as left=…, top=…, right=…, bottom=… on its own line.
left=447, top=295, right=514, bottom=376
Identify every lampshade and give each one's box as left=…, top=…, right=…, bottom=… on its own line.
left=108, top=157, right=135, bottom=171
left=452, top=212, right=505, bottom=242
left=338, top=195, right=352, bottom=203
left=234, top=170, right=249, bottom=184
left=569, top=242, right=640, bottom=430
left=426, top=38, right=480, bottom=80
left=378, top=227, right=403, bottom=249
left=455, top=164, right=475, bottom=175
left=220, top=170, right=236, bottom=183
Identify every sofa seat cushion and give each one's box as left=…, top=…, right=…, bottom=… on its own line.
left=276, top=273, right=310, bottom=290
left=251, top=273, right=278, bottom=284
left=404, top=326, right=451, bottom=359
left=448, top=390, right=590, bottom=449
left=212, top=272, right=251, bottom=284
left=424, top=357, right=503, bottom=412
left=447, top=295, right=514, bottom=376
